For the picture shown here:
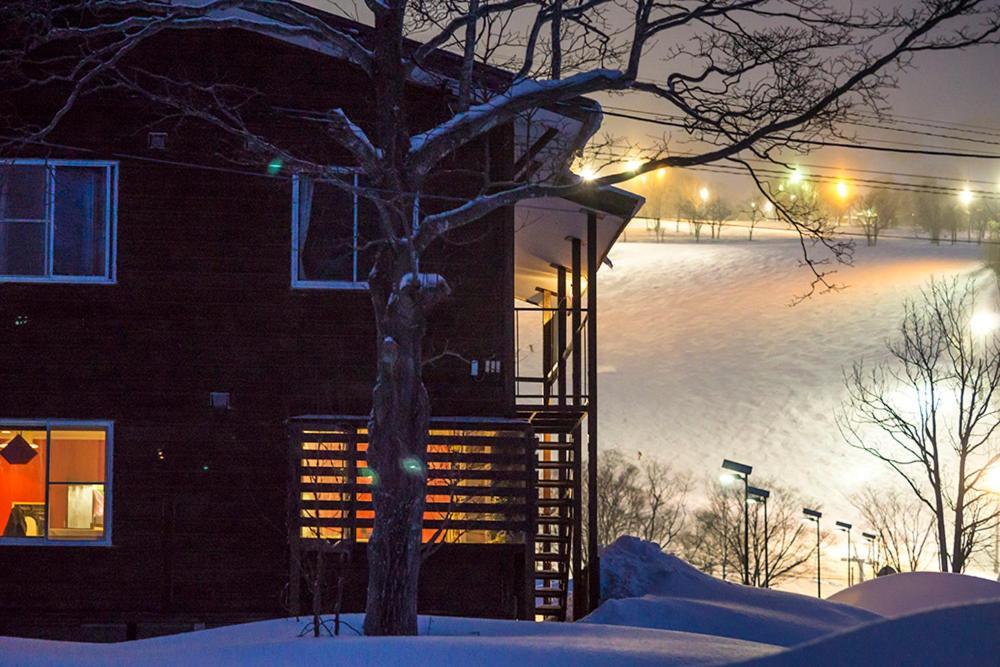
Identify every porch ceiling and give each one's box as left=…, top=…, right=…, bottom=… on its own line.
left=513, top=186, right=644, bottom=301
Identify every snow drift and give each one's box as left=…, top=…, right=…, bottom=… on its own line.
left=581, top=537, right=880, bottom=646
left=0, top=614, right=779, bottom=666
left=732, top=599, right=1000, bottom=666
left=828, top=571, right=1000, bottom=617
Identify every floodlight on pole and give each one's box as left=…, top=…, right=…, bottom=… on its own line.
left=803, top=508, right=822, bottom=598
left=749, top=486, right=770, bottom=587
left=837, top=521, right=853, bottom=587
left=722, top=459, right=753, bottom=585
left=862, top=532, right=877, bottom=579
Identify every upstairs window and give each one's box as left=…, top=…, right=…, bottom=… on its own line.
left=0, top=160, right=117, bottom=283
left=291, top=172, right=377, bottom=289
left=0, top=421, right=113, bottom=546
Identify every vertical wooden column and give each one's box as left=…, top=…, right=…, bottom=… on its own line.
left=570, top=237, right=584, bottom=619
left=586, top=211, right=600, bottom=613
left=287, top=424, right=302, bottom=615
left=523, top=427, right=538, bottom=619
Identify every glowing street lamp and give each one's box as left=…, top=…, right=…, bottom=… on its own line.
left=762, top=200, right=775, bottom=215
left=837, top=521, right=853, bottom=587
left=958, top=187, right=974, bottom=207
left=788, top=167, right=804, bottom=186
left=624, top=158, right=643, bottom=173
left=721, top=459, right=753, bottom=585
left=803, top=508, right=822, bottom=598
left=971, top=311, right=1000, bottom=338
left=862, top=532, right=878, bottom=579
left=835, top=180, right=850, bottom=201
left=699, top=186, right=711, bottom=204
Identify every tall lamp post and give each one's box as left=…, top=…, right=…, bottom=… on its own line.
left=721, top=459, right=753, bottom=585
left=862, top=532, right=877, bottom=579
left=837, top=521, right=853, bottom=587
left=749, top=486, right=770, bottom=587
left=803, top=508, right=822, bottom=598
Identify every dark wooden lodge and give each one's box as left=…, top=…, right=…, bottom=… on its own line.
left=0, top=5, right=641, bottom=640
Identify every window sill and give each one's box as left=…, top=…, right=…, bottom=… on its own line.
left=292, top=280, right=369, bottom=291
left=0, top=537, right=112, bottom=547
left=0, top=276, right=116, bottom=285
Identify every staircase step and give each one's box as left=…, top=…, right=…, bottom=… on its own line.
left=535, top=603, right=566, bottom=615
left=535, top=587, right=567, bottom=597
left=534, top=534, right=571, bottom=544
left=536, top=461, right=575, bottom=469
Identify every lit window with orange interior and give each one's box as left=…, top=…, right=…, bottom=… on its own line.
left=0, top=422, right=111, bottom=544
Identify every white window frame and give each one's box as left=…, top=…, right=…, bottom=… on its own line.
left=0, top=419, right=114, bottom=547
left=291, top=171, right=368, bottom=290
left=0, top=159, right=118, bottom=285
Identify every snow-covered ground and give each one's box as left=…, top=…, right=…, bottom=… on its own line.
left=597, top=225, right=986, bottom=591
left=5, top=537, right=998, bottom=666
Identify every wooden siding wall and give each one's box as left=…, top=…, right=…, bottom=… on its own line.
left=0, top=28, right=516, bottom=628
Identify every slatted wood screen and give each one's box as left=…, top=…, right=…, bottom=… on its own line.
left=289, top=417, right=537, bottom=545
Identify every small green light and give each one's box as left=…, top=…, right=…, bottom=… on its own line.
left=361, top=466, right=380, bottom=486
left=202, top=464, right=209, bottom=472
left=401, top=457, right=425, bottom=477
left=266, top=158, right=283, bottom=175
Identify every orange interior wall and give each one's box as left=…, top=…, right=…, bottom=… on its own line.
left=0, top=454, right=46, bottom=533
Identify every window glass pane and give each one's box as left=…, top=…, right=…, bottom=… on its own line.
left=0, top=221, right=45, bottom=276
left=47, top=484, right=105, bottom=540
left=299, top=176, right=357, bottom=282
left=0, top=165, right=46, bottom=220
left=53, top=167, right=107, bottom=276
left=0, top=428, right=47, bottom=539
left=49, top=429, right=106, bottom=483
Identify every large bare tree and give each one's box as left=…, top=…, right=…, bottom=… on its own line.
left=3, top=0, right=999, bottom=635
left=840, top=278, right=1000, bottom=573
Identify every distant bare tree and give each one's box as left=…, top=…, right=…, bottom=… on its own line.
left=706, top=198, right=732, bottom=240
left=587, top=449, right=691, bottom=551
left=856, top=189, right=900, bottom=246
left=852, top=487, right=934, bottom=572
left=840, top=278, right=1000, bottom=572
left=744, top=200, right=763, bottom=241
left=681, top=479, right=818, bottom=588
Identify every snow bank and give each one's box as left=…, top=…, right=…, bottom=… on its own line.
left=828, top=571, right=1000, bottom=617
left=731, top=599, right=1000, bottom=666
left=0, top=614, right=779, bottom=666
left=582, top=537, right=880, bottom=647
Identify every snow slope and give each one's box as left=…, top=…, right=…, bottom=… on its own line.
left=597, top=231, right=985, bottom=591
left=0, top=614, right=779, bottom=667
left=732, top=599, right=1000, bottom=666
left=828, top=571, right=1000, bottom=617
left=583, top=537, right=879, bottom=647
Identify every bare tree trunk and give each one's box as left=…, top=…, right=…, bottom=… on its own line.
left=364, top=263, right=432, bottom=635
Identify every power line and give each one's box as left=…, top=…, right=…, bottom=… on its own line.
left=594, top=107, right=1000, bottom=160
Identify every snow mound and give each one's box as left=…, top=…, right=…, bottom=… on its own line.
left=732, top=599, right=1000, bottom=666
left=582, top=537, right=880, bottom=647
left=828, top=571, right=1000, bottom=617
left=0, top=614, right=779, bottom=666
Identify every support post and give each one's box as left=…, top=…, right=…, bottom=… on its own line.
left=288, top=425, right=302, bottom=615
left=586, top=212, right=600, bottom=613
left=570, top=239, right=584, bottom=620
